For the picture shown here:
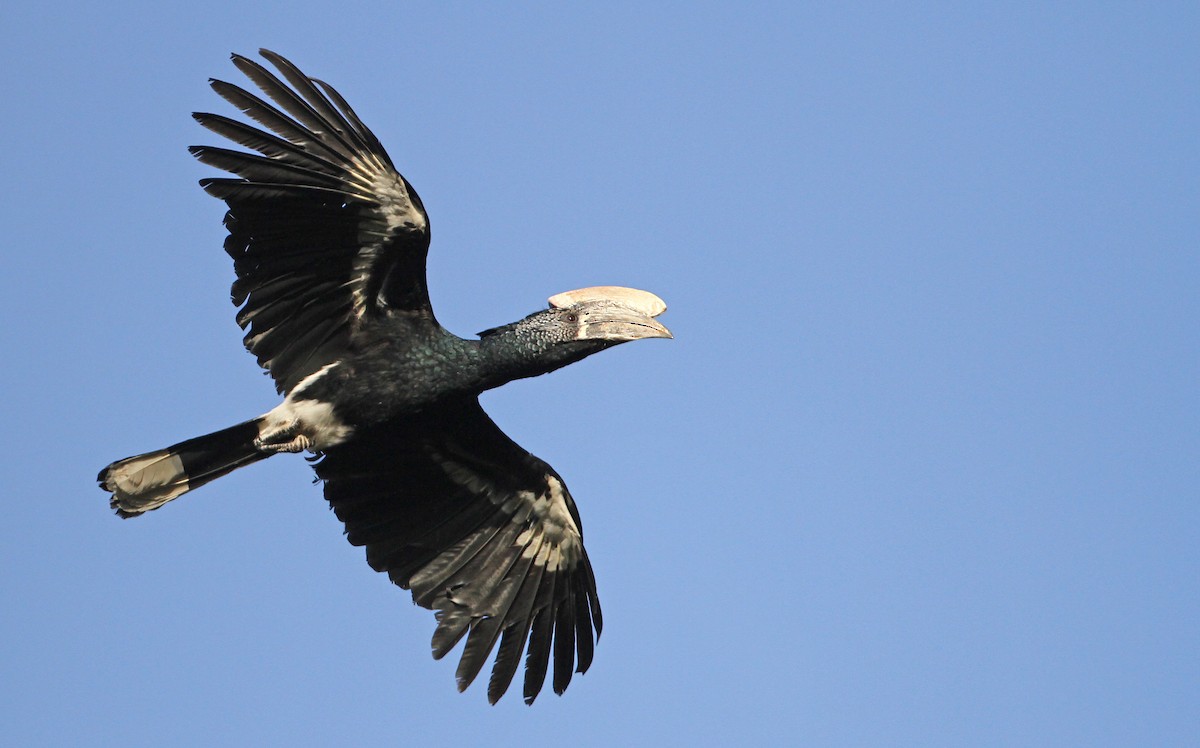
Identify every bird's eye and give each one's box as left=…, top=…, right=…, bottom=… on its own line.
left=565, top=313, right=578, bottom=323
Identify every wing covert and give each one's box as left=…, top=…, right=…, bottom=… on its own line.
left=192, top=49, right=433, bottom=393
left=312, top=398, right=603, bottom=704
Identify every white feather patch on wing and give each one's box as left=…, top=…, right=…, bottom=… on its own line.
left=548, top=286, right=667, bottom=317
left=434, top=458, right=584, bottom=569
left=346, top=159, right=429, bottom=320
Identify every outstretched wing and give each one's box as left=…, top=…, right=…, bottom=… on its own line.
left=191, top=49, right=432, bottom=394
left=313, top=398, right=603, bottom=705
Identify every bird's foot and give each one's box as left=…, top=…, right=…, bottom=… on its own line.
left=254, top=420, right=312, bottom=453
left=259, top=434, right=312, bottom=453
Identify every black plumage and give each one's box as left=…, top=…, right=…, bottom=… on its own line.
left=97, top=50, right=670, bottom=704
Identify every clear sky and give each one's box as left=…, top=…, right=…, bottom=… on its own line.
left=1, top=2, right=1196, bottom=746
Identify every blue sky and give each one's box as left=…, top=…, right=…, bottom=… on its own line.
left=1, top=2, right=1196, bottom=745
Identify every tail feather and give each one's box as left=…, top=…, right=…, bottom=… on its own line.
left=99, top=419, right=268, bottom=517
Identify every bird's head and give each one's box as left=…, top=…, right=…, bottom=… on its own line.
left=478, top=286, right=671, bottom=381
left=546, top=286, right=673, bottom=344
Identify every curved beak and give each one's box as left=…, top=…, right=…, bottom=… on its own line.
left=576, top=305, right=673, bottom=342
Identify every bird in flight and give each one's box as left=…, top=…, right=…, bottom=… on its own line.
left=97, top=49, right=671, bottom=705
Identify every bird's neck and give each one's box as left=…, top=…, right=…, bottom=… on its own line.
left=475, top=328, right=604, bottom=391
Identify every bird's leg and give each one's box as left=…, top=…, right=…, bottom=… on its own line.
left=254, top=419, right=312, bottom=453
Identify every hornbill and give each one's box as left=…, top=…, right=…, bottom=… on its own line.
left=97, top=50, right=671, bottom=705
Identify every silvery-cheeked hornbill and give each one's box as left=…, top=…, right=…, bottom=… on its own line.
left=97, top=49, right=671, bottom=705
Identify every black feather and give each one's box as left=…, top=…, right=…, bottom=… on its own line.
left=523, top=598, right=556, bottom=705
left=229, top=54, right=360, bottom=162
left=552, top=592, right=577, bottom=695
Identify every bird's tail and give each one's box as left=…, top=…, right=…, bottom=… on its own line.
left=98, top=419, right=268, bottom=518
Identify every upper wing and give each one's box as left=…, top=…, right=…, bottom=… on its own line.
left=312, top=398, right=603, bottom=704
left=191, top=49, right=432, bottom=394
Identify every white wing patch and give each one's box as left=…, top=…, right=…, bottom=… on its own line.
left=370, top=167, right=427, bottom=234
left=435, top=457, right=584, bottom=570
left=344, top=159, right=429, bottom=321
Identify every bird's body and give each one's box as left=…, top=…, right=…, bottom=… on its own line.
left=254, top=305, right=639, bottom=452
left=97, top=50, right=670, bottom=704
left=263, top=318, right=481, bottom=448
